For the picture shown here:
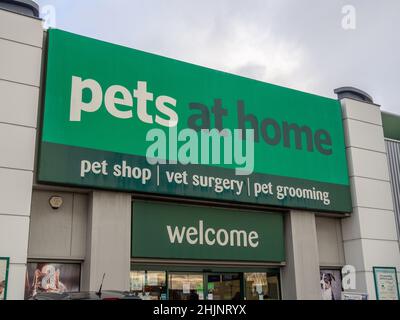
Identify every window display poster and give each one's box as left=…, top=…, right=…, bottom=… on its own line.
left=373, top=267, right=399, bottom=300
left=320, top=269, right=342, bottom=300
left=24, top=262, right=81, bottom=299
left=130, top=275, right=143, bottom=291
left=147, top=273, right=158, bottom=286
left=0, top=257, right=10, bottom=300
left=183, top=283, right=190, bottom=294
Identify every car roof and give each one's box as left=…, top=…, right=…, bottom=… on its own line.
left=32, top=291, right=140, bottom=300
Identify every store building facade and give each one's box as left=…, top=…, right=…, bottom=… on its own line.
left=0, top=3, right=399, bottom=300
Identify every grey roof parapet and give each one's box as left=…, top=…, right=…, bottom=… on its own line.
left=0, top=0, right=39, bottom=17
left=334, top=86, right=374, bottom=104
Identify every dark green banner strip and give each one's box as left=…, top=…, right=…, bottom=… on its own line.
left=38, top=142, right=352, bottom=213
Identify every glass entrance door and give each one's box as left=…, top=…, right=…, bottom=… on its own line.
left=167, top=272, right=242, bottom=300
left=132, top=267, right=282, bottom=300
left=206, top=273, right=242, bottom=300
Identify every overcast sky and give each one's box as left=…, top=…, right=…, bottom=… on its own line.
left=36, top=0, right=400, bottom=113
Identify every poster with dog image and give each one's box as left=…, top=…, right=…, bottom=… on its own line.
left=320, top=269, right=342, bottom=300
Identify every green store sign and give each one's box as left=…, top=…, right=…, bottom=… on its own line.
left=38, top=29, right=352, bottom=213
left=131, top=201, right=285, bottom=262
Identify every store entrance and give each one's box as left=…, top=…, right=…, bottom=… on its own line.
left=130, top=267, right=281, bottom=300
left=206, top=273, right=241, bottom=300
left=167, top=272, right=241, bottom=300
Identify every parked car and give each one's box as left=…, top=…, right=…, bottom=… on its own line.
left=30, top=291, right=142, bottom=300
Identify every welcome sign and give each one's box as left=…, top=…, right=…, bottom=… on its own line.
left=131, top=202, right=285, bottom=262
left=38, top=29, right=352, bottom=213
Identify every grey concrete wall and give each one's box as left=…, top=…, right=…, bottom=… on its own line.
left=281, top=211, right=321, bottom=300
left=82, top=191, right=131, bottom=292
left=28, top=190, right=88, bottom=260
left=340, top=97, right=400, bottom=299
left=316, top=216, right=345, bottom=267
left=0, top=9, right=42, bottom=299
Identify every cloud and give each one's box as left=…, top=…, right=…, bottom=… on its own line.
left=159, top=18, right=309, bottom=90
left=36, top=0, right=400, bottom=113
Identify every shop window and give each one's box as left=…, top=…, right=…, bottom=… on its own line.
left=24, top=262, right=81, bottom=300
left=130, top=270, right=167, bottom=300
left=130, top=268, right=282, bottom=300
left=168, top=273, right=204, bottom=300
left=244, top=272, right=281, bottom=300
